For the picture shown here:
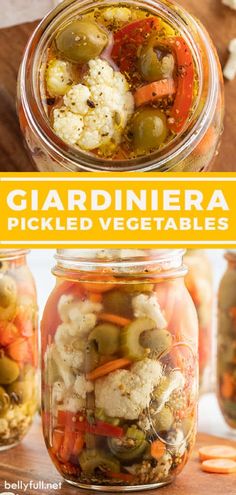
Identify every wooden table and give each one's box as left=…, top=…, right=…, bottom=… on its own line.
left=0, top=419, right=236, bottom=495
left=0, top=0, right=235, bottom=172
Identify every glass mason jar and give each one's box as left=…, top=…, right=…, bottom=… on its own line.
left=17, top=0, right=224, bottom=172
left=217, top=251, right=236, bottom=429
left=184, top=250, right=213, bottom=394
left=0, top=250, right=38, bottom=450
left=41, top=249, right=198, bottom=491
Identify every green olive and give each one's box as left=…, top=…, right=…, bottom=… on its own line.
left=140, top=329, right=172, bottom=358
left=138, top=40, right=175, bottom=82
left=0, top=355, right=20, bottom=385
left=108, top=426, right=148, bottom=463
left=103, top=290, right=133, bottom=318
left=0, top=275, right=17, bottom=320
left=56, top=20, right=108, bottom=63
left=84, top=341, right=100, bottom=373
left=132, top=108, right=168, bottom=153
left=88, top=323, right=120, bottom=356
left=0, top=386, right=10, bottom=414
left=7, top=380, right=33, bottom=404
left=79, top=449, right=120, bottom=474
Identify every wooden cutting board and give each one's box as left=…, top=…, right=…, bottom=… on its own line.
left=0, top=418, right=236, bottom=495
left=0, top=0, right=235, bottom=172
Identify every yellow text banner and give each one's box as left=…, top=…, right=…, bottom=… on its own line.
left=0, top=173, right=235, bottom=249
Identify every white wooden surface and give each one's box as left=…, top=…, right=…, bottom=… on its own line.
left=0, top=0, right=62, bottom=28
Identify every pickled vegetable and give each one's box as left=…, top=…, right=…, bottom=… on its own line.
left=0, top=355, right=20, bottom=385
left=40, top=5, right=200, bottom=162
left=131, top=108, right=168, bottom=153
left=79, top=449, right=120, bottom=474
left=42, top=250, right=198, bottom=488
left=138, top=40, right=175, bottom=82
left=108, top=426, right=148, bottom=462
left=0, top=252, right=38, bottom=449
left=56, top=21, right=108, bottom=63
left=140, top=328, right=172, bottom=357
left=217, top=251, right=236, bottom=429
left=88, top=323, right=120, bottom=355
left=120, top=317, right=156, bottom=360
left=103, top=290, right=133, bottom=318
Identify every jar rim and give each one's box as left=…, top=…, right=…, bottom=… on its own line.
left=54, top=248, right=187, bottom=277
left=0, top=249, right=30, bottom=260
left=20, top=0, right=220, bottom=172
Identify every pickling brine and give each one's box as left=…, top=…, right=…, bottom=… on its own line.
left=217, top=251, right=236, bottom=429
left=41, top=250, right=198, bottom=490
left=18, top=0, right=224, bottom=172
left=0, top=250, right=38, bottom=450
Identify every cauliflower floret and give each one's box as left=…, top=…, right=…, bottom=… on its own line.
left=84, top=58, right=114, bottom=87
left=64, top=394, right=85, bottom=413
left=54, top=323, right=72, bottom=346
left=104, top=7, right=132, bottom=22
left=53, top=58, right=134, bottom=153
left=53, top=108, right=84, bottom=145
left=46, top=59, right=72, bottom=97
left=95, top=359, right=162, bottom=420
left=132, top=294, right=167, bottom=329
left=155, top=370, right=185, bottom=413
left=64, top=84, right=91, bottom=115
left=74, top=375, right=94, bottom=398
left=57, top=296, right=102, bottom=336
left=58, top=294, right=74, bottom=323
left=52, top=344, right=75, bottom=388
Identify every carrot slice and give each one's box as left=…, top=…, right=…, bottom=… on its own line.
left=151, top=440, right=166, bottom=460
left=201, top=459, right=236, bottom=474
left=97, top=313, right=131, bottom=327
left=86, top=358, right=132, bottom=381
left=199, top=445, right=236, bottom=462
left=89, top=293, right=103, bottom=303
left=134, top=79, right=176, bottom=107
left=72, top=432, right=84, bottom=456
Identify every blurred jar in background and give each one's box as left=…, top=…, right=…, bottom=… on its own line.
left=0, top=250, right=38, bottom=450
left=184, top=250, right=213, bottom=394
left=217, top=251, right=236, bottom=429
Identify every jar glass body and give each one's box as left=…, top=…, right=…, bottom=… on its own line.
left=184, top=250, right=213, bottom=394
left=18, top=0, right=224, bottom=172
left=41, top=250, right=198, bottom=490
left=217, top=251, right=236, bottom=429
left=0, top=250, right=38, bottom=450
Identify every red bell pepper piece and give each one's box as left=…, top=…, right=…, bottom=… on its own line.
left=167, top=36, right=195, bottom=133
left=112, top=17, right=159, bottom=74
left=0, top=321, right=20, bottom=347
left=57, top=411, right=124, bottom=438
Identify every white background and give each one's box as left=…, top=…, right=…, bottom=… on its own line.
left=26, top=249, right=236, bottom=440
